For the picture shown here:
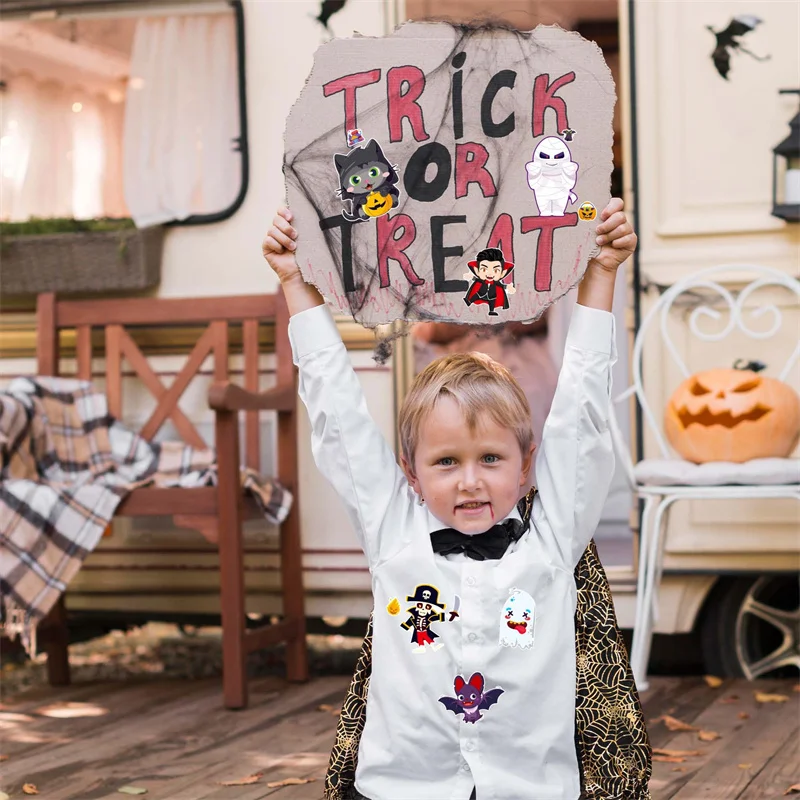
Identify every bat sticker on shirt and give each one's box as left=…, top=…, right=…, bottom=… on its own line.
left=439, top=672, right=504, bottom=724
left=397, top=584, right=460, bottom=654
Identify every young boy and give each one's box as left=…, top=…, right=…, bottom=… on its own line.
left=263, top=200, right=638, bottom=800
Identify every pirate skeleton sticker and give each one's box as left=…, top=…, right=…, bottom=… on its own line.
left=526, top=134, right=579, bottom=216
left=462, top=247, right=516, bottom=317
left=439, top=672, right=504, bottom=724
left=397, top=584, right=459, bottom=654
left=333, top=134, right=400, bottom=222
left=499, top=587, right=535, bottom=649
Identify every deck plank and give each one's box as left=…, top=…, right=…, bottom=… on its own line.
left=3, top=674, right=797, bottom=800
left=4, top=677, right=348, bottom=800
left=649, top=680, right=797, bottom=800
left=737, top=731, right=800, bottom=800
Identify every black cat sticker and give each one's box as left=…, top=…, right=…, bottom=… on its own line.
left=333, top=138, right=400, bottom=222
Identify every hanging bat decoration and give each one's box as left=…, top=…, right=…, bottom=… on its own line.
left=707, top=15, right=771, bottom=80
left=315, top=0, right=347, bottom=33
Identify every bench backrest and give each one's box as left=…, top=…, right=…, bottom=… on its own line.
left=36, top=291, right=291, bottom=472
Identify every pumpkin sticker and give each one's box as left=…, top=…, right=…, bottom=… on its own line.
left=664, top=362, right=800, bottom=463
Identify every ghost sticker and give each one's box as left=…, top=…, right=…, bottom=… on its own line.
left=526, top=136, right=579, bottom=216
left=401, top=584, right=457, bottom=654
left=439, top=672, right=504, bottom=724
left=462, top=247, right=516, bottom=317
left=499, top=587, right=535, bottom=649
left=333, top=138, right=400, bottom=222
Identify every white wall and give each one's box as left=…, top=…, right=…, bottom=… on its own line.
left=156, top=0, right=393, bottom=299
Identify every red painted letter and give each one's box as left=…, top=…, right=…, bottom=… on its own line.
left=323, top=69, right=381, bottom=139
left=387, top=66, right=430, bottom=143
left=377, top=213, right=424, bottom=289
left=487, top=213, right=515, bottom=266
left=454, top=143, right=497, bottom=199
left=531, top=72, right=575, bottom=138
left=520, top=213, right=578, bottom=292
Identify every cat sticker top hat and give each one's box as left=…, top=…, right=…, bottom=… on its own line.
left=333, top=138, right=400, bottom=222
left=463, top=247, right=516, bottom=316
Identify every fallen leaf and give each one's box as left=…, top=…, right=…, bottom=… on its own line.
left=653, top=715, right=698, bottom=732
left=118, top=788, right=148, bottom=796
left=793, top=684, right=800, bottom=693
left=738, top=763, right=752, bottom=769
left=0, top=755, right=7, bottom=761
left=755, top=691, right=789, bottom=703
left=652, top=748, right=704, bottom=757
left=703, top=675, right=723, bottom=688
left=654, top=755, right=685, bottom=763
left=738, top=712, right=750, bottom=720
left=671, top=767, right=688, bottom=773
left=22, top=786, right=38, bottom=796
left=317, top=703, right=341, bottom=715
left=266, top=777, right=318, bottom=788
left=0, top=792, right=9, bottom=800
left=698, top=730, right=721, bottom=742
left=218, top=772, right=262, bottom=787
left=783, top=784, right=800, bottom=795
left=720, top=694, right=740, bottom=704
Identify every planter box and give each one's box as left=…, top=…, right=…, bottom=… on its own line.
left=0, top=225, right=164, bottom=295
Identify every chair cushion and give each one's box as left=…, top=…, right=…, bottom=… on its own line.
left=634, top=458, right=800, bottom=487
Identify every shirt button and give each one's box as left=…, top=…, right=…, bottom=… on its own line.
left=466, top=576, right=476, bottom=586
left=461, top=763, right=471, bottom=772
left=468, top=632, right=479, bottom=642
left=465, top=741, right=475, bottom=751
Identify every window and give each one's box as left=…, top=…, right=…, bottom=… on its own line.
left=0, top=0, right=247, bottom=226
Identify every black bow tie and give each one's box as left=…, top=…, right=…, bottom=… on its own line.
left=430, top=517, right=528, bottom=561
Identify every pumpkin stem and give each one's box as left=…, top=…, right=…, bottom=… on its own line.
left=733, top=359, right=767, bottom=373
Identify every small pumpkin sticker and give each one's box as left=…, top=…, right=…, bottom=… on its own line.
left=664, top=361, right=800, bottom=463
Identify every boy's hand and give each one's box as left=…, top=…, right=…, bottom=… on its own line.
left=588, top=197, right=637, bottom=274
left=262, top=207, right=301, bottom=285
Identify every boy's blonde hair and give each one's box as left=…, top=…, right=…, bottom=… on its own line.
left=398, top=351, right=534, bottom=464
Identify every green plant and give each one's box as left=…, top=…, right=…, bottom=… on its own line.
left=0, top=217, right=136, bottom=236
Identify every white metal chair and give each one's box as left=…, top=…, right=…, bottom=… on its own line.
left=609, top=264, right=800, bottom=690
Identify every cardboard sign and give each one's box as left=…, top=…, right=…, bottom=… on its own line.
left=284, top=22, right=615, bottom=327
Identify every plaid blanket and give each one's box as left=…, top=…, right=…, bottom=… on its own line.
left=0, top=377, right=292, bottom=652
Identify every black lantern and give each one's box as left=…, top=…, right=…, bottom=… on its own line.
left=772, top=89, right=800, bottom=222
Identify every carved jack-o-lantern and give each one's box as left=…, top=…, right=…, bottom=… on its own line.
left=664, top=364, right=800, bottom=464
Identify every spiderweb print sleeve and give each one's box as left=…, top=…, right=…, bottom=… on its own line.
left=573, top=541, right=653, bottom=800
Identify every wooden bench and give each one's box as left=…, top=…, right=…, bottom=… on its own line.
left=35, top=290, right=308, bottom=709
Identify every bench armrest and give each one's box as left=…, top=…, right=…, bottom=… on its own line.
left=208, top=382, right=296, bottom=412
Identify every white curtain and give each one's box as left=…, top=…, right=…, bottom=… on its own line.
left=123, top=14, right=240, bottom=227
left=0, top=74, right=126, bottom=222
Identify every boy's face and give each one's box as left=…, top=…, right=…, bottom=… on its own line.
left=401, top=395, right=534, bottom=535
left=475, top=260, right=503, bottom=282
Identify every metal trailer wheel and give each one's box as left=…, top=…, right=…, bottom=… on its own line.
left=701, top=575, right=800, bottom=679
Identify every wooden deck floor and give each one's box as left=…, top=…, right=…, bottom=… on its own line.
left=1, top=674, right=797, bottom=799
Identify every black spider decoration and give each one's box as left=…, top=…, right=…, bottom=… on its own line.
left=315, top=0, right=347, bottom=33
left=707, top=15, right=771, bottom=80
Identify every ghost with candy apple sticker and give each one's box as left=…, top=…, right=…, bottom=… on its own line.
left=499, top=588, right=535, bottom=649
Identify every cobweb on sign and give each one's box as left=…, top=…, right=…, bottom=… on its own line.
left=284, top=22, right=558, bottom=363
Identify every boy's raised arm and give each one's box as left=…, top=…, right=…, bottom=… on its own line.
left=533, top=199, right=636, bottom=568
left=263, top=209, right=411, bottom=567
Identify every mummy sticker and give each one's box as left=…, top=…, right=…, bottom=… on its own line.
left=401, top=583, right=459, bottom=654
left=333, top=138, right=400, bottom=222
left=499, top=587, right=535, bottom=649
left=439, top=672, right=504, bottom=724
left=526, top=136, right=579, bottom=216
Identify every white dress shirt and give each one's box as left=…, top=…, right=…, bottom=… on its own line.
left=290, top=302, right=617, bottom=800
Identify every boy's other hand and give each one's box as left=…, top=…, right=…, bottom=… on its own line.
left=262, top=207, right=301, bottom=285
left=589, top=198, right=637, bottom=274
